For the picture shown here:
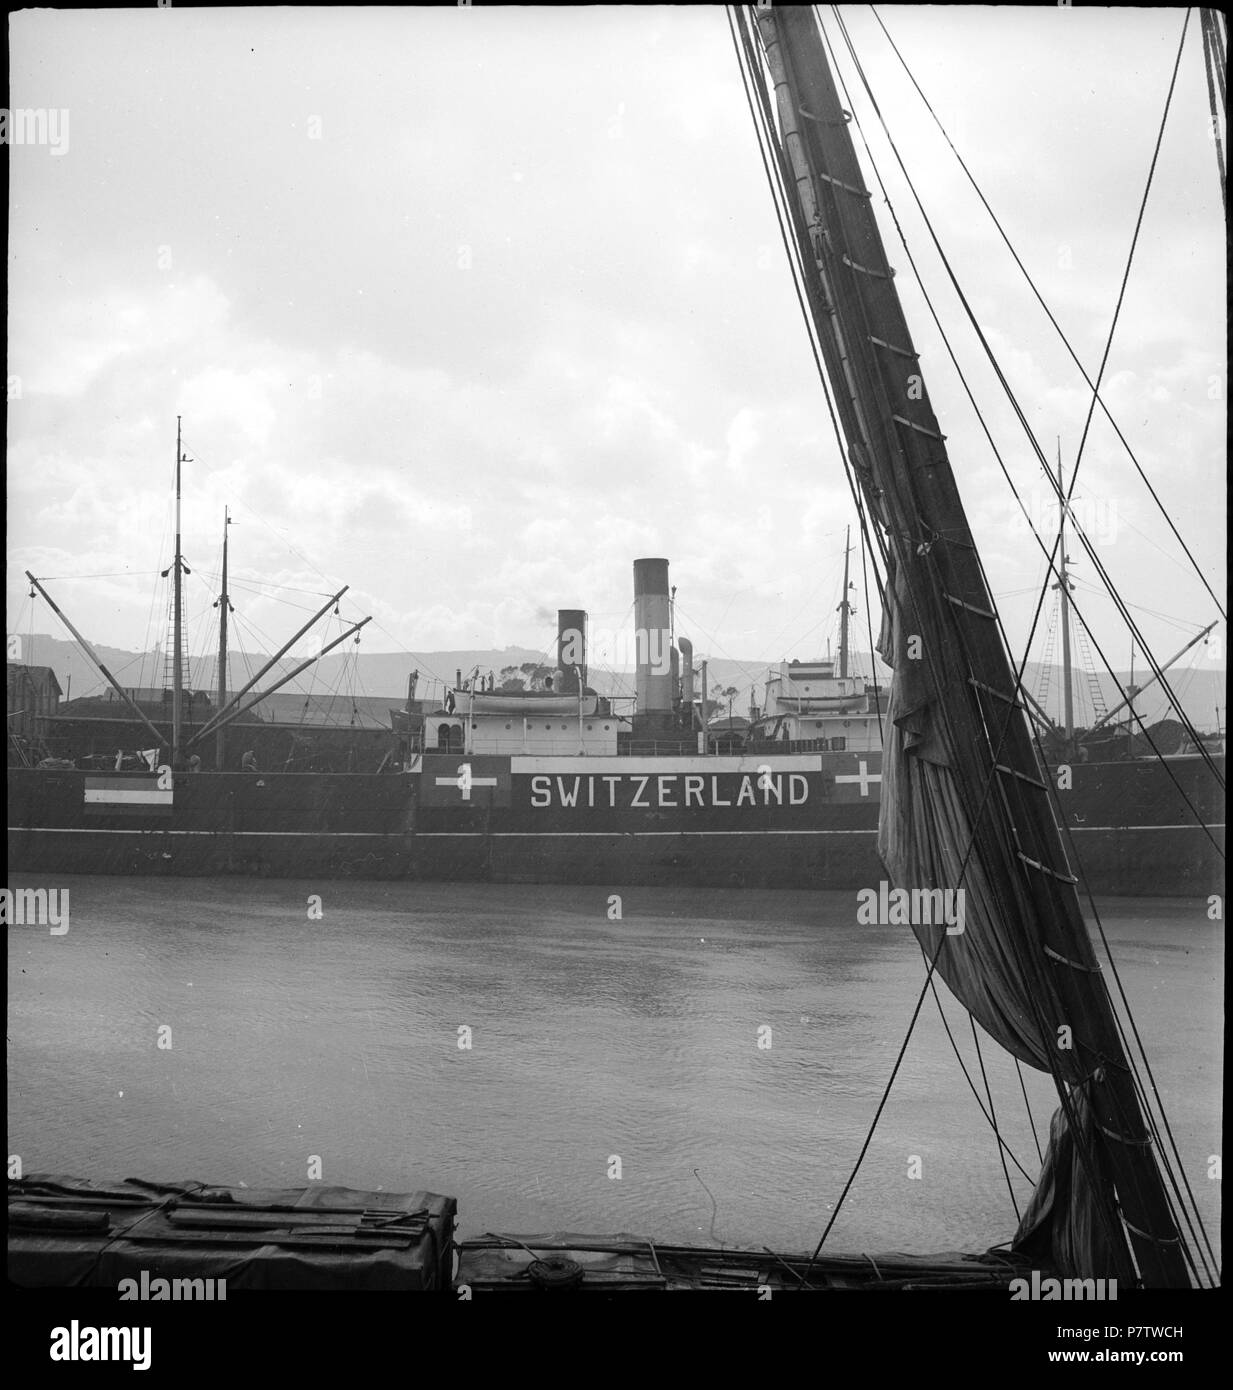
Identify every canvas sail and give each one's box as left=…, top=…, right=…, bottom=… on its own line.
left=745, top=4, right=1193, bottom=1285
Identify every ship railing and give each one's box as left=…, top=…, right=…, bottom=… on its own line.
left=620, top=740, right=710, bottom=757
left=746, top=738, right=847, bottom=756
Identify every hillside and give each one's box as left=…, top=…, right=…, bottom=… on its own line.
left=10, top=630, right=1226, bottom=733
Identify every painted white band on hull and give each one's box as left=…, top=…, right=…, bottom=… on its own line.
left=83, top=790, right=173, bottom=806
left=8, top=824, right=1223, bottom=837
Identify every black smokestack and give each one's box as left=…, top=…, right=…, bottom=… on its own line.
left=634, top=558, right=673, bottom=736
left=557, top=609, right=587, bottom=694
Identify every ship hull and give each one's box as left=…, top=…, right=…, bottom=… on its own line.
left=6, top=752, right=1223, bottom=895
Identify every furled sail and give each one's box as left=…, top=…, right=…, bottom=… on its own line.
left=877, top=551, right=1136, bottom=1284
left=743, top=4, right=1192, bottom=1285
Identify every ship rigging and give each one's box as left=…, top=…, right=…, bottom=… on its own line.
left=728, top=2, right=1221, bottom=1287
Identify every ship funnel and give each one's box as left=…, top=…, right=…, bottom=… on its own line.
left=633, top=557, right=673, bottom=732
left=557, top=609, right=587, bottom=695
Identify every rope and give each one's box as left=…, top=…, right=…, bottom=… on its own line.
left=971, top=1014, right=1020, bottom=1220
left=869, top=4, right=1225, bottom=625
left=927, top=975, right=1038, bottom=1186
left=826, top=6, right=1224, bottom=834
left=1200, top=9, right=1227, bottom=217
left=817, top=4, right=1200, bottom=1276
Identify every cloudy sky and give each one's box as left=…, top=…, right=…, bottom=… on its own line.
left=6, top=5, right=1226, bottom=703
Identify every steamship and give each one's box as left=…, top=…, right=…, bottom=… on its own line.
left=9, top=550, right=1223, bottom=896
left=410, top=555, right=1222, bottom=896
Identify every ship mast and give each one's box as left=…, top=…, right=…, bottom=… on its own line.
left=837, top=524, right=852, bottom=679
left=215, top=508, right=231, bottom=770
left=1053, top=442, right=1075, bottom=744
left=742, top=4, right=1191, bottom=1285
left=172, top=417, right=185, bottom=764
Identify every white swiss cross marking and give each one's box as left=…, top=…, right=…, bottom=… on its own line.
left=834, top=760, right=881, bottom=796
left=434, top=762, right=498, bottom=801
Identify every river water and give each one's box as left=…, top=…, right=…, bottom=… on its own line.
left=7, top=876, right=1222, bottom=1263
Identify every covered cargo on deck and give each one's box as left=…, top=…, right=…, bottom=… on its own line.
left=9, top=1175, right=456, bottom=1291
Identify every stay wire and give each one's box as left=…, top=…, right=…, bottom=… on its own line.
left=819, top=7, right=1192, bottom=1274
left=829, top=5, right=1224, bottom=824
left=869, top=4, right=1225, bottom=624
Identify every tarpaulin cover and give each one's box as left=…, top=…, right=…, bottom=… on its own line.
left=9, top=1175, right=456, bottom=1291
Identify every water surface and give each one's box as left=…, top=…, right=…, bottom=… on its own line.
left=7, top=877, right=1222, bottom=1262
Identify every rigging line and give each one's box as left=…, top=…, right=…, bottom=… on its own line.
left=969, top=1012, right=1021, bottom=1221
left=142, top=503, right=172, bottom=694
left=1048, top=503, right=1224, bottom=783
left=967, top=506, right=1219, bottom=1268
left=1097, top=499, right=1228, bottom=582
left=858, top=521, right=884, bottom=742
left=670, top=600, right=763, bottom=698
left=730, top=6, right=892, bottom=605
left=802, top=921, right=949, bottom=1277
left=818, top=12, right=1083, bottom=726
left=755, top=540, right=849, bottom=655
left=228, top=493, right=345, bottom=593
left=839, top=2, right=1217, bottom=772
left=209, top=575, right=339, bottom=603
left=1111, top=1020, right=1220, bottom=1289
left=34, top=571, right=163, bottom=581
left=217, top=583, right=352, bottom=618
left=735, top=15, right=1033, bottom=1256
left=835, top=8, right=1219, bottom=781
left=222, top=605, right=325, bottom=674
left=1200, top=10, right=1227, bottom=216
left=817, top=0, right=1134, bottom=1167
left=818, top=5, right=1112, bottom=887
left=870, top=4, right=1225, bottom=624
left=759, top=6, right=1193, bottom=1280
left=914, top=536, right=1142, bottom=1142
left=994, top=586, right=1047, bottom=602
left=1070, top=862, right=1221, bottom=1284
left=829, top=8, right=1224, bottom=803
left=349, top=615, right=449, bottom=692
left=737, top=17, right=891, bottom=711
left=784, top=21, right=1112, bottom=1106
left=1062, top=6, right=1196, bottom=573
left=844, top=10, right=1223, bottom=781
left=1014, top=1057, right=1045, bottom=1167
left=835, top=469, right=1102, bottom=1257
left=1093, top=954, right=1218, bottom=1289
left=1016, top=665, right=1219, bottom=1284
left=729, top=5, right=844, bottom=464
left=927, top=975, right=1038, bottom=1186
left=1066, top=584, right=1207, bottom=636
left=1207, top=9, right=1228, bottom=116
left=819, top=14, right=1196, bottom=1264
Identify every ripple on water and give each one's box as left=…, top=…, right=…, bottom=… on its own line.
left=7, top=875, right=1221, bottom=1256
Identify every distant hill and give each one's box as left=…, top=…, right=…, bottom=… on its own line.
left=10, top=631, right=1226, bottom=734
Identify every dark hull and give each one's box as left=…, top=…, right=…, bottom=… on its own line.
left=7, top=751, right=1224, bottom=895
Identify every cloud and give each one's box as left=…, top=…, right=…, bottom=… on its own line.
left=5, top=6, right=1225, bottom=684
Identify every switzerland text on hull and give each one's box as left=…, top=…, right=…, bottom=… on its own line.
left=6, top=753, right=1224, bottom=895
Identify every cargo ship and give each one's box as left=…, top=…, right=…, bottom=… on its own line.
left=6, top=17, right=1224, bottom=904
left=8, top=3, right=1223, bottom=1304
left=7, top=548, right=1224, bottom=895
